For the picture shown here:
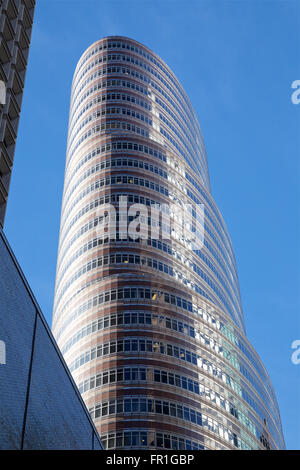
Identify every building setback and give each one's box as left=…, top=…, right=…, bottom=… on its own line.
left=52, top=36, right=285, bottom=450
left=0, top=0, right=35, bottom=227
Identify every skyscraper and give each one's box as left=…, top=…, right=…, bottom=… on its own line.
left=52, top=36, right=285, bottom=450
left=0, top=0, right=35, bottom=227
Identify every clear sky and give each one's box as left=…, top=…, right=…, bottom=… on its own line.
left=3, top=0, right=300, bottom=449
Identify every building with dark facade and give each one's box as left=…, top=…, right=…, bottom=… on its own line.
left=0, top=1, right=103, bottom=450
left=0, top=0, right=35, bottom=227
left=52, top=36, right=285, bottom=450
left=0, top=227, right=103, bottom=449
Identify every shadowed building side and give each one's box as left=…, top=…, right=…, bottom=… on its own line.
left=0, top=0, right=35, bottom=227
left=0, top=227, right=103, bottom=449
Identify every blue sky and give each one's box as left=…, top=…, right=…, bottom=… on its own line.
left=3, top=0, right=300, bottom=449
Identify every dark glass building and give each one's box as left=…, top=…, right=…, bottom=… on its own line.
left=0, top=0, right=35, bottom=227
left=0, top=227, right=103, bottom=449
left=52, top=36, right=285, bottom=450
left=0, top=2, right=103, bottom=449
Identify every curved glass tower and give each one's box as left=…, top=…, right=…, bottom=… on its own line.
left=52, top=37, right=285, bottom=450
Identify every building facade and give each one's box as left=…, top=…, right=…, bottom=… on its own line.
left=0, top=0, right=35, bottom=227
left=0, top=227, right=103, bottom=449
left=0, top=1, right=104, bottom=449
left=52, top=36, right=285, bottom=450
